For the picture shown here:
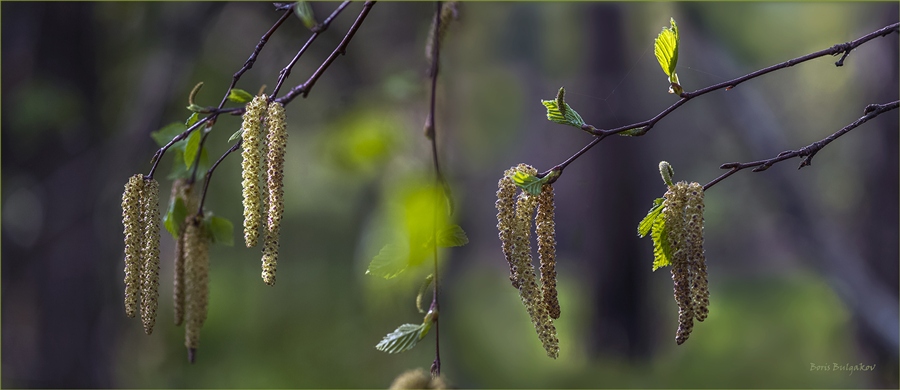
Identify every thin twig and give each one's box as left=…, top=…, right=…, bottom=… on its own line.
left=540, top=22, right=899, bottom=179
left=270, top=1, right=352, bottom=98
left=427, top=1, right=443, bottom=379
left=197, top=140, right=243, bottom=216
left=276, top=1, right=376, bottom=105
left=702, top=100, right=899, bottom=191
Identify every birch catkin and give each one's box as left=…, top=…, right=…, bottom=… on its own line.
left=183, top=216, right=209, bottom=363
left=665, top=182, right=693, bottom=345
left=139, top=178, right=161, bottom=335
left=122, top=174, right=144, bottom=318
left=261, top=101, right=287, bottom=286
left=685, top=182, right=709, bottom=322
left=496, top=167, right=520, bottom=289
left=171, top=179, right=197, bottom=326
left=536, top=184, right=560, bottom=320
left=241, top=94, right=268, bottom=248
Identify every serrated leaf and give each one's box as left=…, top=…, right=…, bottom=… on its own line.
left=638, top=198, right=665, bottom=237
left=207, top=216, right=234, bottom=246
left=654, top=17, right=679, bottom=83
left=294, top=1, right=317, bottom=30
left=651, top=213, right=673, bottom=271
left=228, top=127, right=244, bottom=143
left=437, top=224, right=468, bottom=247
left=366, top=244, right=409, bottom=279
left=185, top=112, right=199, bottom=127
left=416, top=274, right=434, bottom=313
left=510, top=171, right=549, bottom=196
left=183, top=130, right=201, bottom=169
left=151, top=122, right=187, bottom=148
left=375, top=323, right=425, bottom=354
left=541, top=99, right=585, bottom=128
left=227, top=88, right=253, bottom=104
left=164, top=197, right=188, bottom=238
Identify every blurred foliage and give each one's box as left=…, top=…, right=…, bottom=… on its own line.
left=2, top=1, right=895, bottom=388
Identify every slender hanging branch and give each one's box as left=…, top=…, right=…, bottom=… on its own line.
left=540, top=22, right=899, bottom=181
left=426, top=2, right=444, bottom=379
left=703, top=100, right=899, bottom=191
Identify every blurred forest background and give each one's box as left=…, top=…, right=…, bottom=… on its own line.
left=2, top=2, right=898, bottom=388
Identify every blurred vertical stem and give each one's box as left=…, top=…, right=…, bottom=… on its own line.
left=427, top=0, right=443, bottom=379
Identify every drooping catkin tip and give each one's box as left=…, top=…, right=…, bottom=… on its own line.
left=188, top=348, right=196, bottom=364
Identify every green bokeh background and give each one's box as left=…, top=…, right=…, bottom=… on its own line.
left=2, top=2, right=897, bottom=388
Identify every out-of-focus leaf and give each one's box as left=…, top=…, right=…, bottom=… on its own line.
left=294, top=1, right=317, bottom=30
left=366, top=244, right=409, bottom=279
left=164, top=197, right=188, bottom=238
left=227, top=89, right=253, bottom=104
left=184, top=130, right=201, bottom=169
left=207, top=216, right=234, bottom=246
left=436, top=224, right=468, bottom=247
left=185, top=112, right=199, bottom=127
left=375, top=323, right=425, bottom=354
left=151, top=122, right=187, bottom=148
left=416, top=274, right=434, bottom=313
left=228, top=127, right=244, bottom=143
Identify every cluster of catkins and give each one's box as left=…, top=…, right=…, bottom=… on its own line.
left=121, top=174, right=161, bottom=335
left=662, top=181, right=710, bottom=345
left=240, top=94, right=288, bottom=286
left=496, top=164, right=560, bottom=358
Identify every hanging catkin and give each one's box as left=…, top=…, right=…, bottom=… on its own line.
left=241, top=94, right=269, bottom=248
left=122, top=174, right=144, bottom=318
left=261, top=101, right=287, bottom=286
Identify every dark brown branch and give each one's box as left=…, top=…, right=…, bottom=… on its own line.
left=270, top=1, right=352, bottom=98
left=427, top=1, right=443, bottom=379
left=703, top=100, right=899, bottom=191
left=275, top=1, right=376, bottom=105
left=540, top=22, right=899, bottom=179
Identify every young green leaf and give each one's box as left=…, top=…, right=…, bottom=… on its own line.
left=638, top=197, right=665, bottom=237
left=541, top=93, right=585, bottom=129
left=228, top=127, right=244, bottom=143
left=183, top=130, right=202, bottom=169
left=416, top=274, right=434, bottom=313
left=164, top=197, right=188, bottom=238
left=206, top=216, right=234, bottom=246
left=227, top=89, right=254, bottom=104
left=185, top=112, right=199, bottom=127
left=151, top=122, right=187, bottom=148
left=618, top=127, right=649, bottom=137
left=510, top=171, right=551, bottom=197
left=294, top=1, right=317, bottom=30
left=186, top=103, right=204, bottom=113
left=375, top=323, right=426, bottom=354
left=654, top=18, right=679, bottom=85
left=650, top=213, right=672, bottom=271
left=437, top=224, right=468, bottom=247
left=366, top=244, right=409, bottom=279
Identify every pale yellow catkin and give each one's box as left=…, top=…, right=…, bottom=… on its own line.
left=241, top=94, right=269, bottom=248
left=122, top=174, right=144, bottom=318
left=261, top=101, right=287, bottom=286
left=665, top=182, right=693, bottom=345
left=389, top=368, right=447, bottom=389
left=140, top=178, right=161, bottom=335
left=183, top=216, right=209, bottom=363
left=685, top=182, right=709, bottom=322
left=496, top=167, right=520, bottom=288
left=536, top=184, right=560, bottom=320
left=171, top=179, right=196, bottom=326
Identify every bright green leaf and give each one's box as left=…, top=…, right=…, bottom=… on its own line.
left=366, top=244, right=409, bottom=279
left=541, top=97, right=585, bottom=129
left=183, top=130, right=201, bottom=169
left=638, top=198, right=665, bottom=237
left=651, top=213, right=673, bottom=271
left=228, top=127, right=244, bottom=143
left=436, top=224, right=468, bottom=247
left=164, top=197, right=188, bottom=238
left=375, top=323, right=425, bottom=354
left=654, top=17, right=679, bottom=83
left=207, top=216, right=234, bottom=246
left=416, top=274, right=434, bottom=313
left=185, top=112, right=199, bottom=127
left=227, top=88, right=254, bottom=104
left=151, top=122, right=187, bottom=148
left=294, top=1, right=317, bottom=30
left=510, top=171, right=551, bottom=197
